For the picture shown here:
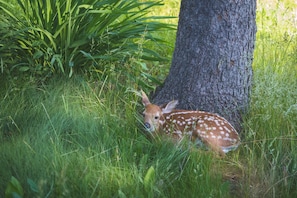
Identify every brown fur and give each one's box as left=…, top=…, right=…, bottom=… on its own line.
left=141, top=90, right=240, bottom=157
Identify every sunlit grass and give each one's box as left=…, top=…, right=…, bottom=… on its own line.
left=0, top=76, right=230, bottom=197
left=239, top=0, right=297, bottom=196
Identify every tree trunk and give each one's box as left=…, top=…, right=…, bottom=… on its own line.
left=152, top=0, right=256, bottom=131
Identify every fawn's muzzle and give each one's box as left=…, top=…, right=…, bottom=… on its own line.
left=144, top=122, right=151, bottom=130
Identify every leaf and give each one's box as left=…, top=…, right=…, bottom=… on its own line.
left=80, top=50, right=94, bottom=59
left=33, top=50, right=43, bottom=59
left=19, top=66, right=30, bottom=72
left=135, top=60, right=148, bottom=70
left=69, top=67, right=73, bottom=78
left=143, top=166, right=155, bottom=192
left=141, top=72, right=162, bottom=85
left=5, top=176, right=24, bottom=198
left=118, top=189, right=127, bottom=198
left=27, top=178, right=39, bottom=193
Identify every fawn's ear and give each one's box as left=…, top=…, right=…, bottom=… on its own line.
left=141, top=90, right=151, bottom=106
left=162, top=100, right=178, bottom=114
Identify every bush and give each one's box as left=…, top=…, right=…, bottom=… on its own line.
left=0, top=0, right=174, bottom=84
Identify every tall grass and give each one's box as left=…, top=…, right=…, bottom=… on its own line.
left=239, top=0, right=297, bottom=197
left=0, top=76, right=230, bottom=197
left=1, top=0, right=297, bottom=197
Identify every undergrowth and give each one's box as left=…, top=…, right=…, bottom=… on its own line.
left=0, top=76, right=229, bottom=197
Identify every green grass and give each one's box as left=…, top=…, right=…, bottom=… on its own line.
left=1, top=0, right=297, bottom=197
left=0, top=76, right=230, bottom=197
left=238, top=0, right=297, bottom=196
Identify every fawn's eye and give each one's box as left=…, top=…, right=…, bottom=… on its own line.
left=154, top=116, right=159, bottom=120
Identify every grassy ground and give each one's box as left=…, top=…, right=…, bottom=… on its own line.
left=238, top=0, right=297, bottom=196
left=0, top=76, right=230, bottom=197
left=1, top=0, right=297, bottom=197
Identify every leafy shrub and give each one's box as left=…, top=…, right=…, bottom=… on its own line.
left=0, top=0, right=174, bottom=84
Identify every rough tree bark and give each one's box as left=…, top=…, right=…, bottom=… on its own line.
left=152, top=0, right=256, bottom=131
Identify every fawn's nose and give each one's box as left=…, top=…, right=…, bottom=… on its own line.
left=144, top=122, right=151, bottom=129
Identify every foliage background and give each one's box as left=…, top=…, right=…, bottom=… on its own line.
left=0, top=0, right=174, bottom=88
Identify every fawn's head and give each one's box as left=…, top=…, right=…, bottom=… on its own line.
left=141, top=90, right=178, bottom=133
